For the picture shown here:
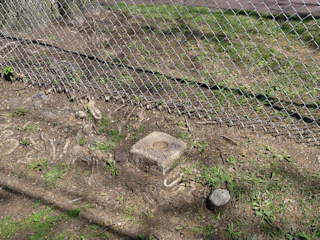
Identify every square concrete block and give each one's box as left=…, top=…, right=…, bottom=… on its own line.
left=129, top=132, right=187, bottom=175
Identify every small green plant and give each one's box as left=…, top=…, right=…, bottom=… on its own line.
left=78, top=137, right=87, bottom=146
left=33, top=200, right=43, bottom=209
left=274, top=151, right=292, bottom=162
left=105, top=159, right=119, bottom=176
left=250, top=195, right=276, bottom=227
left=2, top=66, right=14, bottom=81
left=97, top=117, right=111, bottom=133
left=116, top=192, right=125, bottom=203
left=29, top=158, right=49, bottom=171
left=0, top=206, right=87, bottom=239
left=44, top=166, right=64, bottom=187
left=45, top=34, right=56, bottom=40
left=123, top=204, right=136, bottom=219
left=170, top=159, right=181, bottom=170
left=66, top=208, right=81, bottom=218
left=8, top=107, right=28, bottom=117
left=94, top=141, right=116, bottom=152
left=18, top=123, right=37, bottom=134
left=202, top=225, right=216, bottom=240
left=192, top=140, right=208, bottom=153
left=20, top=138, right=32, bottom=146
left=227, top=223, right=243, bottom=239
left=92, top=128, right=123, bottom=152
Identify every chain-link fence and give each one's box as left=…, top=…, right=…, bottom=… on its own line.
left=0, top=0, right=319, bottom=141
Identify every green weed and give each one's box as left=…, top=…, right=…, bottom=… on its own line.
left=44, top=166, right=65, bottom=187
left=0, top=206, right=83, bottom=239
left=8, top=107, right=28, bottom=117
left=2, top=66, right=14, bottom=81
left=105, top=159, right=119, bottom=176
left=18, top=123, right=37, bottom=134
left=97, top=117, right=111, bottom=133
left=20, top=138, right=32, bottom=146
left=78, top=137, right=87, bottom=146
left=29, top=158, right=49, bottom=171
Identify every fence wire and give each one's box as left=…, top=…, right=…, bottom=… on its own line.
left=0, top=0, right=319, bottom=141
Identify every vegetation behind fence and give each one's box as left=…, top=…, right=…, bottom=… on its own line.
left=0, top=0, right=319, bottom=141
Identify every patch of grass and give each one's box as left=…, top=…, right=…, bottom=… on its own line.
left=0, top=206, right=89, bottom=239
left=170, top=159, right=182, bottom=170
left=93, top=127, right=124, bottom=152
left=97, top=117, right=111, bottom=133
left=18, top=122, right=37, bottom=134
left=192, top=140, right=208, bottom=153
left=105, top=159, right=119, bottom=176
left=8, top=107, right=28, bottom=117
left=110, top=2, right=320, bottom=122
left=20, top=138, right=32, bottom=146
left=45, top=34, right=56, bottom=40
left=2, top=66, right=14, bottom=81
left=180, top=142, right=320, bottom=239
left=78, top=137, right=87, bottom=146
left=44, top=166, right=65, bottom=187
left=29, top=158, right=49, bottom=171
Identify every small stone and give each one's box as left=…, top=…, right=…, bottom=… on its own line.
left=87, top=100, right=102, bottom=120
left=114, top=149, right=127, bottom=162
left=207, top=189, right=231, bottom=212
left=9, top=98, right=22, bottom=110
left=71, top=106, right=80, bottom=113
left=33, top=101, right=42, bottom=110
left=39, top=91, right=47, bottom=100
left=45, top=88, right=53, bottom=95
left=71, top=145, right=90, bottom=163
left=41, top=111, right=55, bottom=119
left=2, top=130, right=14, bottom=139
left=1, top=138, right=19, bottom=155
left=94, top=150, right=110, bottom=162
left=75, top=111, right=87, bottom=119
left=61, top=106, right=71, bottom=113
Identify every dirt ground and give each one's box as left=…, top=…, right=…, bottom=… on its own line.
left=0, top=3, right=319, bottom=239
left=0, top=76, right=319, bottom=239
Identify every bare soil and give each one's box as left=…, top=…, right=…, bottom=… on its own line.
left=0, top=5, right=319, bottom=240
left=0, top=77, right=319, bottom=239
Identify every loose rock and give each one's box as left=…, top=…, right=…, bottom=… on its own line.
left=75, top=111, right=87, bottom=119
left=207, top=189, right=231, bottom=212
left=41, top=111, right=55, bottom=119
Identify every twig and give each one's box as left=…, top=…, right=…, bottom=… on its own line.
left=152, top=234, right=162, bottom=240
left=115, top=104, right=126, bottom=112
left=49, top=139, right=56, bottom=161
left=98, top=220, right=132, bottom=236
left=197, top=121, right=217, bottom=125
left=11, top=87, right=26, bottom=92
left=40, top=132, right=48, bottom=152
left=221, top=135, right=238, bottom=146
left=69, top=196, right=84, bottom=203
left=0, top=43, right=19, bottom=60
left=163, top=173, right=184, bottom=188
left=120, top=106, right=137, bottom=133
left=63, top=138, right=70, bottom=154
left=185, top=117, right=192, bottom=132
left=0, top=41, right=16, bottom=53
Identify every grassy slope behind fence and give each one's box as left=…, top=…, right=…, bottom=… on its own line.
left=109, top=3, right=320, bottom=127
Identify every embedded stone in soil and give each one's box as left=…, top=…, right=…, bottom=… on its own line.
left=129, top=131, right=186, bottom=175
left=207, top=189, right=231, bottom=212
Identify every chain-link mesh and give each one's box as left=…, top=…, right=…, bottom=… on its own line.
left=0, top=0, right=319, bottom=141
